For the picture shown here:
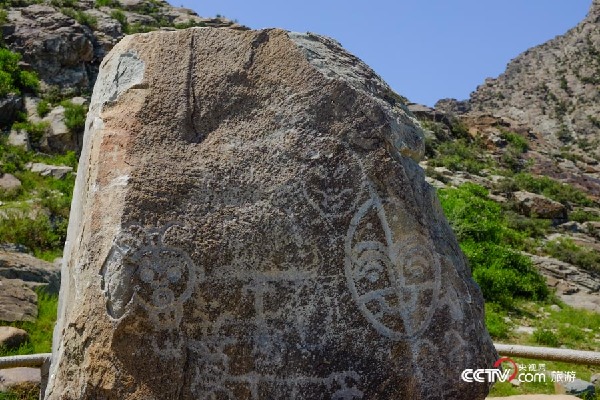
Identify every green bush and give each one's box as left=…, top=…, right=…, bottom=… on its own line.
left=60, top=100, right=87, bottom=133
left=428, top=138, right=490, bottom=174
left=0, top=212, right=66, bottom=260
left=36, top=99, right=51, bottom=117
left=500, top=130, right=529, bottom=152
left=12, top=120, right=50, bottom=145
left=569, top=209, right=600, bottom=223
left=0, top=48, right=39, bottom=96
left=439, top=183, right=549, bottom=306
left=544, top=238, right=600, bottom=273
left=502, top=173, right=595, bottom=207
left=95, top=0, right=120, bottom=7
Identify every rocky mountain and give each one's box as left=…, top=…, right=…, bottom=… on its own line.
left=2, top=0, right=245, bottom=97
left=412, top=0, right=600, bottom=314
left=432, top=0, right=600, bottom=203
left=438, top=0, right=600, bottom=156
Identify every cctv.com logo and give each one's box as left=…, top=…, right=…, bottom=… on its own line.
left=462, top=357, right=539, bottom=383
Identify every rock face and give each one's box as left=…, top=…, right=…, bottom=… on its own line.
left=3, top=5, right=95, bottom=92
left=46, top=28, right=496, bottom=400
left=460, top=0, right=600, bottom=155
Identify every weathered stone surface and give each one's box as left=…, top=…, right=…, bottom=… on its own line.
left=0, top=174, right=21, bottom=190
left=0, top=326, right=29, bottom=349
left=27, top=162, right=73, bottom=180
left=512, top=191, right=568, bottom=220
left=0, top=251, right=61, bottom=294
left=0, top=367, right=41, bottom=392
left=0, top=278, right=37, bottom=322
left=0, top=94, right=23, bottom=128
left=46, top=28, right=496, bottom=400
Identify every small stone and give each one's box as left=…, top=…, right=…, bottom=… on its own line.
left=554, top=378, right=596, bottom=397
left=591, top=373, right=600, bottom=388
left=0, top=173, right=22, bottom=190
left=0, top=367, right=41, bottom=392
left=510, top=379, right=521, bottom=387
left=550, top=304, right=562, bottom=312
left=0, top=326, right=29, bottom=349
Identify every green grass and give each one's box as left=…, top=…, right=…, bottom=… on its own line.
left=0, top=138, right=76, bottom=260
left=489, top=357, right=600, bottom=398
left=439, top=183, right=548, bottom=307
left=544, top=237, right=600, bottom=274
left=0, top=289, right=57, bottom=357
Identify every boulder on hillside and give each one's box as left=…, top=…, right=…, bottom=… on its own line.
left=0, top=367, right=41, bottom=393
left=0, top=278, right=37, bottom=322
left=26, top=162, right=73, bottom=180
left=512, top=191, right=568, bottom=220
left=0, top=251, right=61, bottom=294
left=46, top=28, right=496, bottom=400
left=0, top=94, right=24, bottom=128
left=0, top=174, right=22, bottom=190
left=0, top=326, right=29, bottom=349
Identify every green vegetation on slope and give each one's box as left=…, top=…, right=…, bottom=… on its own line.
left=439, top=183, right=549, bottom=308
left=0, top=48, right=39, bottom=96
left=0, top=137, right=76, bottom=260
left=0, top=289, right=58, bottom=357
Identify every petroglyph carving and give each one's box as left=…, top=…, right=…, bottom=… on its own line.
left=190, top=334, right=363, bottom=400
left=345, top=195, right=441, bottom=339
left=302, top=138, right=366, bottom=220
left=100, top=222, right=200, bottom=328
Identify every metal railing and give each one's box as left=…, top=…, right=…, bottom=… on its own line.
left=1, top=345, right=600, bottom=369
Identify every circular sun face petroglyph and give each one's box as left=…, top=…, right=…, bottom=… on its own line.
left=101, top=223, right=200, bottom=327
left=129, top=245, right=196, bottom=311
left=344, top=197, right=441, bottom=340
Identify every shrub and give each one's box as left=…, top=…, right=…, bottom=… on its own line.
left=12, top=120, right=50, bottom=145
left=0, top=212, right=66, bottom=259
left=544, top=238, right=600, bottom=274
left=439, top=184, right=549, bottom=306
left=500, top=130, right=529, bottom=152
left=36, top=99, right=51, bottom=117
left=60, top=100, right=87, bottom=133
left=428, top=138, right=490, bottom=174
left=569, top=209, right=600, bottom=223
left=507, top=173, right=595, bottom=207
left=0, top=48, right=39, bottom=96
left=95, top=0, right=120, bottom=6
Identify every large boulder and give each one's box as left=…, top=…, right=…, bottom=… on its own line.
left=512, top=191, right=568, bottom=220
left=46, top=28, right=497, bottom=400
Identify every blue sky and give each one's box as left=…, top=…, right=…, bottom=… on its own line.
left=173, top=1, right=591, bottom=106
